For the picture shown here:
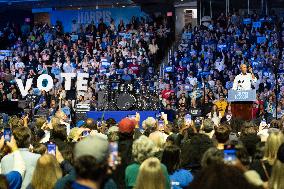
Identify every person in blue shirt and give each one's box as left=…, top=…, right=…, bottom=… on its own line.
left=161, top=145, right=193, bottom=189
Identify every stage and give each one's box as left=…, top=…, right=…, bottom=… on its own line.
left=86, top=111, right=159, bottom=125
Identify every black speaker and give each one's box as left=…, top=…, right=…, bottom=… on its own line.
left=18, top=100, right=29, bottom=109
left=75, top=111, right=87, bottom=123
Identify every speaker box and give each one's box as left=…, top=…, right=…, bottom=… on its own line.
left=75, top=111, right=87, bottom=123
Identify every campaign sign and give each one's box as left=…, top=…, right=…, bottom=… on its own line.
left=257, top=36, right=266, bottom=44
left=164, top=66, right=174, bottom=73
left=50, top=7, right=148, bottom=32
left=253, top=22, right=261, bottom=28
left=243, top=18, right=251, bottom=24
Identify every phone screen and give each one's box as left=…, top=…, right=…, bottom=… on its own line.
left=109, top=142, right=118, bottom=167
left=128, top=114, right=136, bottom=119
left=185, top=114, right=192, bottom=123
left=224, top=145, right=237, bottom=164
left=3, top=128, right=11, bottom=142
left=47, top=143, right=56, bottom=156
left=97, top=121, right=102, bottom=128
left=158, top=120, right=164, bottom=130
left=82, top=130, right=90, bottom=137
left=156, top=113, right=162, bottom=119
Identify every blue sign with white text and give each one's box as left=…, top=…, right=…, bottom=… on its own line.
left=257, top=36, right=266, bottom=44
left=253, top=22, right=261, bottom=28
left=50, top=7, right=148, bottom=32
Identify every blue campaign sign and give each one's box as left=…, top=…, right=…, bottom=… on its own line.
left=253, top=22, right=261, bottom=28
left=164, top=66, right=174, bottom=73
left=243, top=18, right=251, bottom=24
left=50, top=7, right=148, bottom=32
left=257, top=36, right=266, bottom=44
left=182, top=32, right=192, bottom=40
left=217, top=44, right=227, bottom=51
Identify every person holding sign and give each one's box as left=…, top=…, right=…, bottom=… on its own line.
left=232, top=64, right=257, bottom=91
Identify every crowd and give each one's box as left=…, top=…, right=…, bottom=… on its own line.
left=0, top=106, right=284, bottom=189
left=0, top=14, right=172, bottom=115
left=1, top=8, right=284, bottom=189
left=160, top=11, right=284, bottom=124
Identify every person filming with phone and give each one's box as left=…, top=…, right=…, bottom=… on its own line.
left=232, top=64, right=257, bottom=91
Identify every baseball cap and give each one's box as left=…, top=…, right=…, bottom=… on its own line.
left=74, top=135, right=109, bottom=163
left=118, top=118, right=136, bottom=133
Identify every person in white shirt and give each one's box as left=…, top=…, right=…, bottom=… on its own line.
left=214, top=52, right=225, bottom=72
left=15, top=57, right=25, bottom=70
left=233, top=64, right=257, bottom=90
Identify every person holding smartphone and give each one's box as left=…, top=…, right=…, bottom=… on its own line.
left=0, top=136, right=26, bottom=189
left=1, top=127, right=41, bottom=189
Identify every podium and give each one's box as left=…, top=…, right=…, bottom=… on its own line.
left=228, top=90, right=256, bottom=121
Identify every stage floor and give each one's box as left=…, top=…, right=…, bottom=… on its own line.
left=87, top=111, right=158, bottom=125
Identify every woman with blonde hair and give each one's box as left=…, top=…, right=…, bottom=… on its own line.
left=135, top=157, right=166, bottom=189
left=28, top=154, right=62, bottom=189
left=269, top=143, right=284, bottom=189
left=250, top=131, right=284, bottom=181
left=125, top=135, right=170, bottom=189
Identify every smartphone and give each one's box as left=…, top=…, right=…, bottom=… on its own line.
left=156, top=113, right=162, bottom=119
left=47, top=142, right=56, bottom=156
left=82, top=130, right=90, bottom=137
left=128, top=114, right=136, bottom=119
left=224, top=145, right=237, bottom=164
left=109, top=142, right=118, bottom=167
left=185, top=114, right=192, bottom=123
left=3, top=128, right=11, bottom=142
left=97, top=121, right=102, bottom=128
left=158, top=120, right=164, bottom=130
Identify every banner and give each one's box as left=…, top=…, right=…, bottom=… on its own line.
left=217, top=44, right=227, bottom=52
left=243, top=18, right=251, bottom=25
left=50, top=7, right=148, bottom=32
left=164, top=66, right=174, bottom=73
left=0, top=50, right=12, bottom=60
left=253, top=22, right=261, bottom=28
left=257, top=36, right=266, bottom=44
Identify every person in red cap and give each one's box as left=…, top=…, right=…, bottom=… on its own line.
left=118, top=118, right=136, bottom=133
left=113, top=118, right=136, bottom=189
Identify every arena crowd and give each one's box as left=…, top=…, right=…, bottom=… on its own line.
left=0, top=9, right=284, bottom=189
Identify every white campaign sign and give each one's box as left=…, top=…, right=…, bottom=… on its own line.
left=16, top=73, right=90, bottom=97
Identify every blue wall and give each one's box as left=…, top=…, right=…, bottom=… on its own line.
left=50, top=7, right=148, bottom=32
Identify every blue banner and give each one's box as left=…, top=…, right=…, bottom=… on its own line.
left=253, top=21, right=261, bottom=28
left=217, top=44, right=227, bottom=52
left=50, top=7, right=147, bottom=32
left=164, top=66, right=174, bottom=73
left=243, top=18, right=251, bottom=24
left=257, top=36, right=266, bottom=44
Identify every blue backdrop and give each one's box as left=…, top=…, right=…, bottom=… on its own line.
left=87, top=111, right=158, bottom=126
left=50, top=7, right=148, bottom=32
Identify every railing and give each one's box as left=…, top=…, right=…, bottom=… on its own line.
left=160, top=34, right=183, bottom=79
